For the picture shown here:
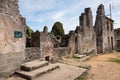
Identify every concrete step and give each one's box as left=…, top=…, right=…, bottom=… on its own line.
left=21, top=60, right=49, bottom=71
left=74, top=54, right=86, bottom=59
left=16, top=64, right=60, bottom=80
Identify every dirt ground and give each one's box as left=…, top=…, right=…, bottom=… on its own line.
left=83, top=52, right=120, bottom=80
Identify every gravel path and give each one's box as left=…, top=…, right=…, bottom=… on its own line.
left=84, top=52, right=120, bottom=80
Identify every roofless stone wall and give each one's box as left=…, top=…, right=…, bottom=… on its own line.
left=94, top=4, right=115, bottom=53
left=75, top=8, right=97, bottom=55
left=0, top=0, right=26, bottom=77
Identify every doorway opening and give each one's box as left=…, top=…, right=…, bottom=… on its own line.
left=45, top=56, right=50, bottom=61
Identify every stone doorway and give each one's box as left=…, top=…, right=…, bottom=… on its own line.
left=45, top=56, right=50, bottom=61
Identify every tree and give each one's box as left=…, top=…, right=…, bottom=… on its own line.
left=26, top=26, right=34, bottom=37
left=51, top=21, right=65, bottom=37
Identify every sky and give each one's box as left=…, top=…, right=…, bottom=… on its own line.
left=19, top=0, right=120, bottom=34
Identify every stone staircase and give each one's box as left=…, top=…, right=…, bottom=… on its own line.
left=74, top=54, right=90, bottom=61
left=16, top=60, right=60, bottom=80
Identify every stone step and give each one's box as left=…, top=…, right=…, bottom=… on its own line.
left=21, top=60, right=49, bottom=71
left=80, top=56, right=90, bottom=62
left=74, top=54, right=86, bottom=59
left=16, top=64, right=60, bottom=80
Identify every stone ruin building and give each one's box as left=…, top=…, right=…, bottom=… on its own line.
left=75, top=7, right=97, bottom=55
left=0, top=0, right=26, bottom=77
left=26, top=4, right=116, bottom=61
left=0, top=0, right=118, bottom=79
left=26, top=4, right=115, bottom=63
left=94, top=4, right=115, bottom=53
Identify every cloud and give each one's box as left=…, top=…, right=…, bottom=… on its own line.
left=19, top=0, right=120, bottom=33
left=50, top=11, right=66, bottom=21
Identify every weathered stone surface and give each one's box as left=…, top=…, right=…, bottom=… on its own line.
left=31, top=28, right=60, bottom=61
left=21, top=60, right=48, bottom=71
left=43, top=26, right=48, bottom=34
left=25, top=47, right=41, bottom=62
left=16, top=63, right=60, bottom=80
left=76, top=7, right=97, bottom=55
left=0, top=0, right=26, bottom=77
left=0, top=52, right=25, bottom=78
left=114, top=28, right=120, bottom=51
left=94, top=4, right=115, bottom=53
left=0, top=14, right=25, bottom=54
left=35, top=63, right=87, bottom=80
left=54, top=47, right=68, bottom=57
left=31, top=31, right=40, bottom=47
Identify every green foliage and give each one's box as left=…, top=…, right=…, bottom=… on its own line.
left=26, top=26, right=34, bottom=36
left=51, top=21, right=65, bottom=37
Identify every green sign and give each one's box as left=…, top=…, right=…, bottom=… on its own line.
left=14, top=31, right=22, bottom=38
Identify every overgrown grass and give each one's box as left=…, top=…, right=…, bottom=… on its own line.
left=109, top=58, right=120, bottom=63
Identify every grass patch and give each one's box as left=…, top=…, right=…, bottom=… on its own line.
left=109, top=58, right=120, bottom=63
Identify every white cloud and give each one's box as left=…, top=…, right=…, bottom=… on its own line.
left=19, top=0, right=120, bottom=33
left=50, top=11, right=66, bottom=21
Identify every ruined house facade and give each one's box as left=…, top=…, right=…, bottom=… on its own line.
left=31, top=26, right=61, bottom=61
left=0, top=0, right=26, bottom=77
left=74, top=8, right=97, bottom=55
left=30, top=25, right=76, bottom=61
left=94, top=4, right=115, bottom=53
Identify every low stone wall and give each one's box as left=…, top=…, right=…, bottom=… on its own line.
left=25, top=47, right=41, bottom=62
left=54, top=47, right=68, bottom=56
left=0, top=51, right=25, bottom=78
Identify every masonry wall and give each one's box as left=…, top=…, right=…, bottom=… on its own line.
left=75, top=8, right=97, bottom=55
left=114, top=28, right=120, bottom=51
left=94, top=4, right=115, bottom=53
left=40, top=32, right=54, bottom=60
left=60, top=31, right=76, bottom=57
left=67, top=32, right=76, bottom=57
left=25, top=47, right=41, bottom=62
left=103, top=17, right=115, bottom=52
left=31, top=26, right=60, bottom=61
left=0, top=0, right=26, bottom=77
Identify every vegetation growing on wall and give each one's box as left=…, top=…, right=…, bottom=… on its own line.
left=26, top=26, right=34, bottom=37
